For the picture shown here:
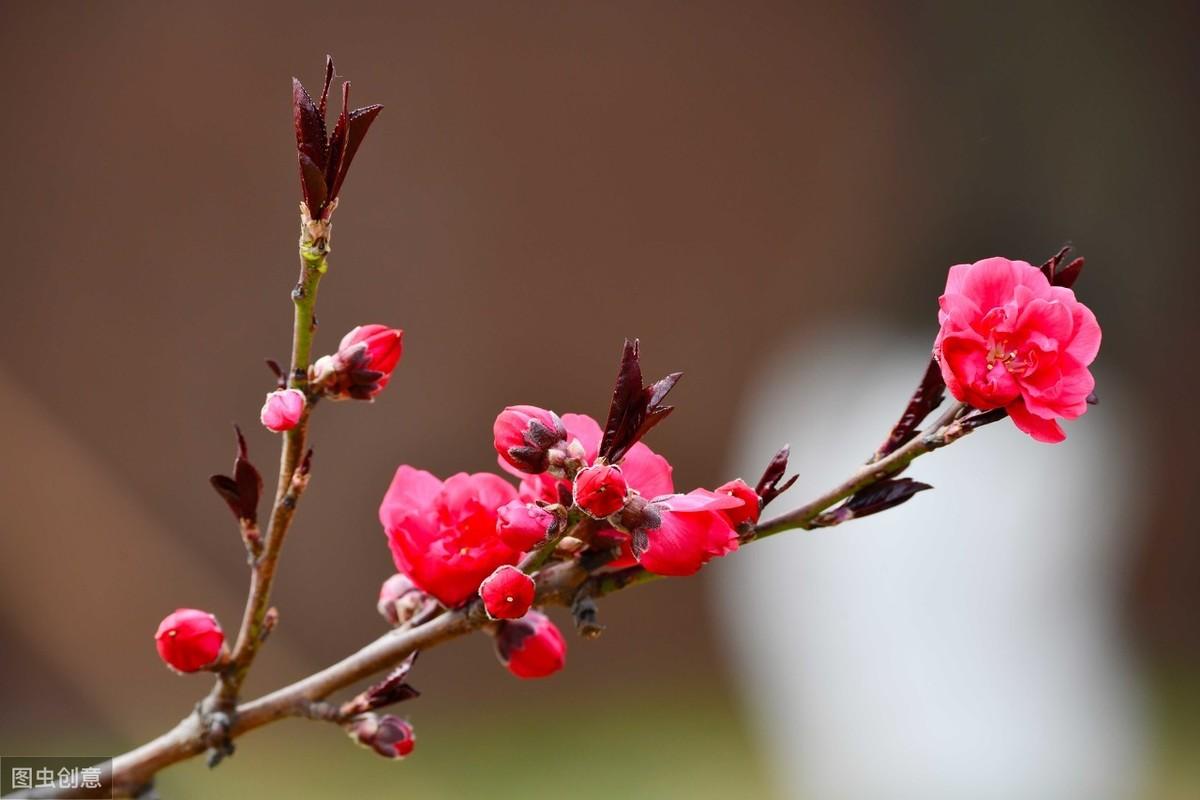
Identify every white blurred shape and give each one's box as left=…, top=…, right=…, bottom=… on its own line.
left=714, top=326, right=1147, bottom=800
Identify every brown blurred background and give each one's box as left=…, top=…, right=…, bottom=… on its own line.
left=1, top=1, right=1197, bottom=798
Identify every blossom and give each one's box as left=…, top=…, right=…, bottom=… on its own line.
left=934, top=257, right=1101, bottom=443
left=259, top=388, right=306, bottom=433
left=496, top=500, right=556, bottom=551
left=573, top=463, right=629, bottom=519
left=376, top=573, right=424, bottom=627
left=493, top=610, right=566, bottom=679
left=478, top=565, right=536, bottom=620
left=348, top=714, right=415, bottom=759
left=493, top=405, right=567, bottom=474
left=379, top=467, right=521, bottom=607
left=633, top=490, right=744, bottom=577
left=714, top=478, right=761, bottom=528
left=154, top=609, right=224, bottom=673
left=311, top=324, right=403, bottom=400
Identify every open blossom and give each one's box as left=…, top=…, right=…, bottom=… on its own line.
left=714, top=478, right=760, bottom=528
left=260, top=388, right=306, bottom=432
left=478, top=565, right=536, bottom=620
left=311, top=324, right=403, bottom=400
left=633, top=490, right=744, bottom=576
left=154, top=609, right=224, bottom=673
left=934, top=257, right=1101, bottom=443
left=493, top=610, right=566, bottom=679
left=493, top=405, right=567, bottom=474
left=379, top=467, right=521, bottom=607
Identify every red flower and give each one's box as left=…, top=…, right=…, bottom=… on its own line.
left=493, top=610, right=566, bottom=679
left=311, top=324, right=404, bottom=401
left=493, top=405, right=567, bottom=474
left=496, top=500, right=556, bottom=551
left=349, top=714, right=415, bottom=759
left=379, top=467, right=520, bottom=607
left=259, top=388, right=306, bottom=433
left=154, top=609, right=224, bottom=673
left=934, top=257, right=1101, bottom=443
left=714, top=478, right=761, bottom=528
left=478, top=565, right=536, bottom=620
left=635, top=490, right=743, bottom=576
left=573, top=463, right=629, bottom=519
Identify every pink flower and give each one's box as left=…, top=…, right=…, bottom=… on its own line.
left=493, top=405, right=567, bottom=474
left=154, top=608, right=224, bottom=673
left=379, top=467, right=521, bottom=607
left=634, top=490, right=744, bottom=576
left=259, top=388, right=306, bottom=433
left=493, top=610, right=566, bottom=679
left=934, top=257, right=1101, bottom=443
left=496, top=500, right=556, bottom=551
left=573, top=463, right=629, bottom=519
left=714, top=478, right=761, bottom=528
left=311, top=324, right=403, bottom=400
left=478, top=565, right=536, bottom=620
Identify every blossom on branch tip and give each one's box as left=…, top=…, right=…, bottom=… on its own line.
left=260, top=389, right=306, bottom=432
left=714, top=478, right=761, bottom=528
left=493, top=405, right=568, bottom=474
left=379, top=467, right=521, bottom=607
left=493, top=610, right=566, bottom=679
left=377, top=573, right=425, bottom=627
left=573, top=463, right=629, bottom=519
left=496, top=500, right=557, bottom=551
left=154, top=609, right=224, bottom=673
left=310, top=324, right=403, bottom=400
left=479, top=565, right=536, bottom=620
left=933, top=256, right=1101, bottom=443
left=348, top=714, right=415, bottom=759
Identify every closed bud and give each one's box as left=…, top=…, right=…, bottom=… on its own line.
left=573, top=463, right=629, bottom=519
left=496, top=500, right=557, bottom=551
left=478, top=565, right=536, bottom=620
left=311, top=324, right=404, bottom=400
left=155, top=608, right=225, bottom=673
left=493, top=405, right=567, bottom=474
left=260, top=388, right=306, bottom=433
left=715, top=478, right=761, bottom=528
left=377, top=573, right=425, bottom=627
left=348, top=713, right=415, bottom=759
left=493, top=610, right=566, bottom=679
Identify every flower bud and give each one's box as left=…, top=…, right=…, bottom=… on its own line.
left=260, top=388, right=306, bottom=433
left=495, top=500, right=556, bottom=551
left=493, top=610, right=566, bottom=679
left=573, top=463, right=628, bottom=519
left=478, top=565, right=536, bottom=620
left=493, top=405, right=567, bottom=474
left=310, top=324, right=403, bottom=401
left=348, top=713, right=415, bottom=759
left=154, top=608, right=225, bottom=673
left=377, top=573, right=425, bottom=627
left=715, top=478, right=761, bottom=527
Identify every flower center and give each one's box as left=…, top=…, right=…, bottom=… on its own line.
left=986, top=337, right=1031, bottom=377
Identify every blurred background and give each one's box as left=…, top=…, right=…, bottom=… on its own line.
left=1, top=1, right=1197, bottom=798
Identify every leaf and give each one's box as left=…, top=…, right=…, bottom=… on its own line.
left=291, top=77, right=327, bottom=171
left=1039, top=245, right=1072, bottom=282
left=1053, top=257, right=1084, bottom=289
left=328, top=103, right=383, bottom=202
left=875, top=358, right=946, bottom=459
left=815, top=478, right=932, bottom=527
left=297, top=152, right=328, bottom=219
left=755, top=445, right=797, bottom=508
left=209, top=425, right=262, bottom=523
left=317, top=55, right=335, bottom=120
left=598, top=339, right=681, bottom=463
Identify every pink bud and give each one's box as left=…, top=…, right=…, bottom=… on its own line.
left=493, top=610, right=566, bottom=679
left=493, top=405, right=567, bottom=474
left=348, top=713, right=415, bottom=759
left=154, top=608, right=224, bottom=673
left=496, top=500, right=556, bottom=551
left=311, top=324, right=403, bottom=400
left=478, top=565, right=536, bottom=620
left=260, top=388, right=306, bottom=432
left=377, top=573, right=424, bottom=627
left=715, top=478, right=761, bottom=527
left=573, top=463, right=629, bottom=519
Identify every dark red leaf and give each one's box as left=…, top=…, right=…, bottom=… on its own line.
left=1053, top=257, right=1084, bottom=289
left=1039, top=245, right=1072, bottom=282
left=815, top=478, right=932, bottom=526
left=291, top=77, right=327, bottom=171
left=755, top=445, right=798, bottom=508
left=875, top=358, right=946, bottom=459
left=328, top=102, right=383, bottom=202
left=297, top=152, right=328, bottom=218
left=210, top=425, right=262, bottom=524
left=317, top=55, right=335, bottom=120
left=598, top=339, right=681, bottom=463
